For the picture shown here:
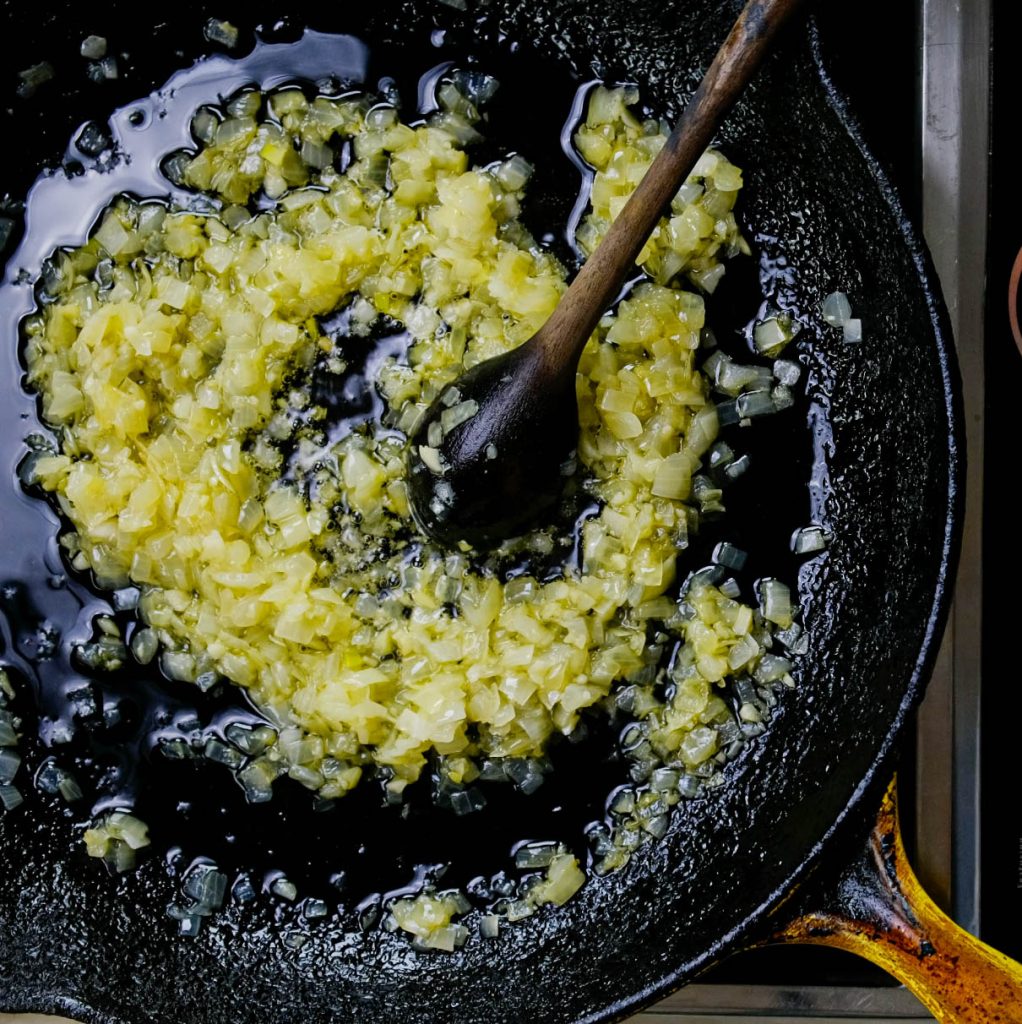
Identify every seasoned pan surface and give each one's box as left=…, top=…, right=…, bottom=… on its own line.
left=0, top=2, right=961, bottom=1022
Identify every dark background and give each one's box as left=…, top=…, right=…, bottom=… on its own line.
left=982, top=0, right=1019, bottom=968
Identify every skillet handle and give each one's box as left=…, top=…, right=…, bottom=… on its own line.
left=769, top=778, right=1022, bottom=1022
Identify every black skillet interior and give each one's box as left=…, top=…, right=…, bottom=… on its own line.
left=0, top=1, right=960, bottom=1022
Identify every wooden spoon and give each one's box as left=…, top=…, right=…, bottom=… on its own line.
left=408, top=0, right=807, bottom=549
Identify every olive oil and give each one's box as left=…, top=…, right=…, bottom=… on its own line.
left=0, top=23, right=813, bottom=927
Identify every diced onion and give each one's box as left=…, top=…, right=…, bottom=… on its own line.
left=80, top=35, right=108, bottom=59
left=24, top=75, right=801, bottom=916
left=753, top=315, right=796, bottom=358
left=0, top=785, right=23, bottom=811
left=822, top=291, right=852, bottom=327
left=203, top=19, right=240, bottom=48
left=792, top=525, right=830, bottom=555
left=17, top=62, right=54, bottom=98
left=757, top=578, right=793, bottom=628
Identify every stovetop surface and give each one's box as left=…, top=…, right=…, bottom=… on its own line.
left=0, top=0, right=1002, bottom=1020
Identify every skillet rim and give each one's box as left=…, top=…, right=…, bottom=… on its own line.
left=585, top=15, right=966, bottom=1024
left=0, top=10, right=965, bottom=1024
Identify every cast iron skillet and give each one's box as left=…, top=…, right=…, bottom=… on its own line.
left=0, top=1, right=1018, bottom=1021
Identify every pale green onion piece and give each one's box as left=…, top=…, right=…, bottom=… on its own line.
left=225, top=722, right=276, bottom=756
left=651, top=767, right=680, bottom=791
left=736, top=391, right=776, bottom=419
left=496, top=154, right=533, bottom=191
left=113, top=587, right=139, bottom=611
left=76, top=122, right=110, bottom=157
left=161, top=650, right=197, bottom=683
left=453, top=70, right=500, bottom=105
left=226, top=91, right=261, bottom=118
left=754, top=654, right=794, bottom=684
left=723, top=454, right=751, bottom=482
left=112, top=811, right=151, bottom=850
left=159, top=738, right=193, bottom=760
left=792, top=526, right=829, bottom=555
left=687, top=405, right=719, bottom=456
left=651, top=452, right=694, bottom=500
left=84, top=811, right=150, bottom=871
left=440, top=399, right=479, bottom=435
left=514, top=841, right=559, bottom=870
left=418, top=445, right=444, bottom=475
left=304, top=898, right=330, bottom=920
left=0, top=748, right=21, bottom=785
left=758, top=578, right=793, bottom=628
left=191, top=108, right=220, bottom=144
left=679, top=775, right=701, bottom=798
left=57, top=773, right=84, bottom=802
left=238, top=758, right=279, bottom=802
left=233, top=875, right=258, bottom=902
left=680, top=726, right=718, bottom=766
left=691, top=263, right=726, bottom=293
left=204, top=18, right=240, bottom=48
left=271, top=876, right=298, bottom=901
left=183, top=864, right=228, bottom=911
left=712, top=541, right=747, bottom=571
left=715, top=355, right=764, bottom=396
left=529, top=853, right=585, bottom=907
left=17, top=62, right=54, bottom=98
left=131, top=627, right=159, bottom=665
left=753, top=316, right=795, bottom=358
left=0, top=785, right=24, bottom=811
left=0, top=719, right=17, bottom=748
left=301, top=139, right=334, bottom=170
left=773, top=358, right=801, bottom=386
left=716, top=398, right=740, bottom=427
left=708, top=440, right=735, bottom=471
left=739, top=702, right=762, bottom=723
left=728, top=633, right=761, bottom=671
left=95, top=214, right=132, bottom=256
left=204, top=737, right=243, bottom=768
left=80, top=35, right=108, bottom=59
left=822, top=291, right=852, bottom=327
left=843, top=318, right=863, bottom=343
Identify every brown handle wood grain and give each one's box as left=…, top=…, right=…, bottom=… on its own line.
left=769, top=779, right=1022, bottom=1022
left=537, top=0, right=809, bottom=368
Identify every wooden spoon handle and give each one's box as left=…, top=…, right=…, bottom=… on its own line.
left=769, top=778, right=1022, bottom=1022
left=539, top=0, right=809, bottom=364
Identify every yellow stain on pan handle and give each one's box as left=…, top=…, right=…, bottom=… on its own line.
left=770, top=778, right=1022, bottom=1023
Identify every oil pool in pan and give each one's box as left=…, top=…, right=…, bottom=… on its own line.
left=0, top=25, right=816, bottom=947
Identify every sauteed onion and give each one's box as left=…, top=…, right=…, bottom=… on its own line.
left=23, top=77, right=797, bottom=931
